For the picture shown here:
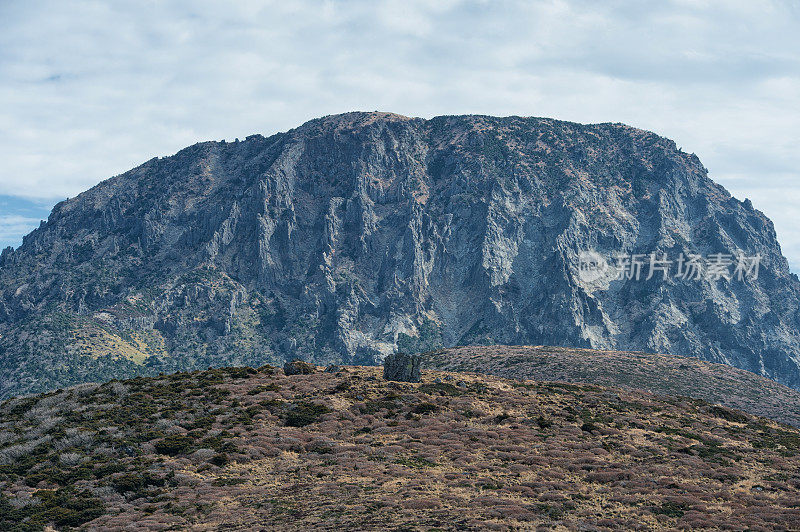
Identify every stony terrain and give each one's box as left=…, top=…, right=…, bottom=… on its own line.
left=1, top=365, right=800, bottom=530
left=423, top=345, right=800, bottom=427
left=2, top=112, right=800, bottom=399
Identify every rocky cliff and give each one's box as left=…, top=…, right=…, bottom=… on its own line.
left=1, top=112, right=799, bottom=397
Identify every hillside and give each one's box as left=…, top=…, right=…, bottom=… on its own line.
left=1, top=366, right=799, bottom=530
left=423, top=346, right=800, bottom=428
left=2, top=112, right=800, bottom=399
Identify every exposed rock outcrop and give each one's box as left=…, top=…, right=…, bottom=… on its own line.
left=1, top=112, right=799, bottom=397
left=284, top=360, right=317, bottom=376
left=383, top=353, right=421, bottom=383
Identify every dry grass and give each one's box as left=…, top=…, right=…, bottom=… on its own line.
left=0, top=365, right=799, bottom=530
left=424, top=345, right=800, bottom=427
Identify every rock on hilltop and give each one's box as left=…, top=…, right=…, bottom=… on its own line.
left=1, top=112, right=800, bottom=397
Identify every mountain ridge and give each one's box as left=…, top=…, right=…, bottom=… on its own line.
left=1, top=111, right=799, bottom=398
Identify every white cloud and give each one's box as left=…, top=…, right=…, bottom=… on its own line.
left=0, top=215, right=41, bottom=246
left=0, top=0, right=798, bottom=263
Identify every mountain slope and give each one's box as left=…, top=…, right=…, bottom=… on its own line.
left=2, top=365, right=799, bottom=530
left=2, top=111, right=800, bottom=398
left=423, top=345, right=800, bottom=427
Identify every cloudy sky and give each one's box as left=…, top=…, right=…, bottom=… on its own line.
left=1, top=0, right=798, bottom=267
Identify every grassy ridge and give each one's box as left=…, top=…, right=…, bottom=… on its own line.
left=1, top=365, right=799, bottom=530
left=423, top=345, right=800, bottom=427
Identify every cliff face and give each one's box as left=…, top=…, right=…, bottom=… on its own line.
left=1, top=112, right=799, bottom=397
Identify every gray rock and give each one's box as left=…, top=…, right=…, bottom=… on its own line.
left=283, top=360, right=316, bottom=376
left=1, top=111, right=800, bottom=397
left=383, top=353, right=421, bottom=383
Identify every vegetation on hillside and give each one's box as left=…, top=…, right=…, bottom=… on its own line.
left=1, top=365, right=799, bottom=530
left=424, top=345, right=800, bottom=427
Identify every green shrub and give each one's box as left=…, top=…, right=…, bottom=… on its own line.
left=210, top=453, right=229, bottom=466
left=223, top=367, right=257, bottom=379
left=333, top=380, right=351, bottom=392
left=360, top=399, right=398, bottom=414
left=284, top=402, right=331, bottom=427
left=154, top=434, right=196, bottom=456
left=418, top=382, right=463, bottom=396
left=413, top=402, right=439, bottom=415
left=393, top=455, right=437, bottom=468
left=247, top=383, right=281, bottom=395
left=201, top=433, right=238, bottom=453
left=1, top=488, right=105, bottom=529
left=212, top=477, right=247, bottom=486
left=652, top=501, right=687, bottom=518
left=257, top=364, right=276, bottom=374
left=709, top=405, right=748, bottom=423
left=188, top=415, right=216, bottom=429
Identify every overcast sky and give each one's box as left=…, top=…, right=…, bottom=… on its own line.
left=1, top=0, right=798, bottom=268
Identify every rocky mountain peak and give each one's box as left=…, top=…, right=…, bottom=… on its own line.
left=1, top=112, right=799, bottom=398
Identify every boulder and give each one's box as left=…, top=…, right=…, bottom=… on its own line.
left=284, top=360, right=316, bottom=376
left=383, top=353, right=421, bottom=382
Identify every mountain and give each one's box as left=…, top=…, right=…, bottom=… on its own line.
left=2, top=364, right=799, bottom=530
left=423, top=345, right=800, bottom=427
left=2, top=111, right=800, bottom=399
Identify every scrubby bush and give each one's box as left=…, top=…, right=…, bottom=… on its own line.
left=418, top=382, right=463, bottom=396
left=284, top=402, right=331, bottom=427
left=709, top=406, right=748, bottom=423
left=154, top=434, right=196, bottom=456
left=2, top=363, right=800, bottom=529
left=210, top=453, right=229, bottom=466
left=413, top=403, right=439, bottom=415
left=0, top=488, right=105, bottom=529
left=59, top=452, right=83, bottom=467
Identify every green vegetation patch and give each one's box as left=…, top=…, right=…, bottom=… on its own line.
left=709, top=405, right=748, bottom=424
left=393, top=455, right=438, bottom=468
left=284, top=402, right=332, bottom=427
left=0, top=488, right=106, bottom=530
left=418, top=382, right=464, bottom=396
left=651, top=501, right=688, bottom=518
left=154, top=434, right=197, bottom=456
